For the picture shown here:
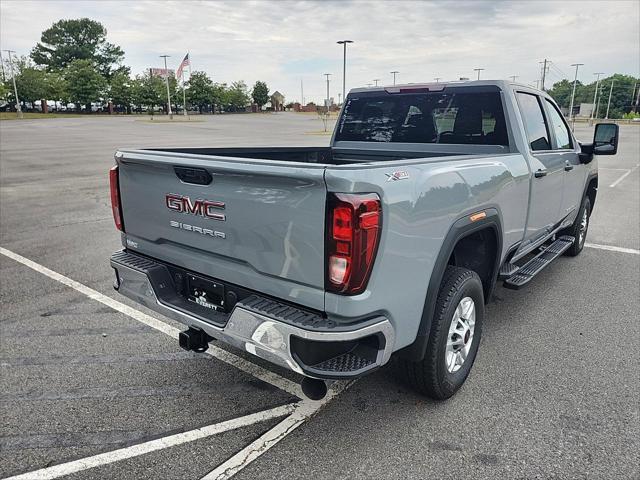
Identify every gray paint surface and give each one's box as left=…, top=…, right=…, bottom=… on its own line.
left=115, top=80, right=595, bottom=352
left=119, top=152, right=328, bottom=310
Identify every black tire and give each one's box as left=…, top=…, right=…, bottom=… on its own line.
left=562, top=195, right=591, bottom=257
left=399, top=266, right=484, bottom=400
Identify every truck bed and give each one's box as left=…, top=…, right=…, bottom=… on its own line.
left=142, top=146, right=477, bottom=165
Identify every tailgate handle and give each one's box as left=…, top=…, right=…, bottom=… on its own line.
left=174, top=167, right=212, bottom=185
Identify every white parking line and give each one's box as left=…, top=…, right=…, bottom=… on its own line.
left=585, top=243, right=640, bottom=255
left=609, top=164, right=639, bottom=188
left=0, top=247, right=301, bottom=398
left=4, top=403, right=296, bottom=480
left=0, top=246, right=346, bottom=480
left=201, top=382, right=349, bottom=480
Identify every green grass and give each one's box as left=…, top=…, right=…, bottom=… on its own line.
left=0, top=112, right=87, bottom=120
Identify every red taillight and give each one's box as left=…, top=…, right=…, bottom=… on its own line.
left=109, top=166, right=124, bottom=232
left=326, top=193, right=381, bottom=295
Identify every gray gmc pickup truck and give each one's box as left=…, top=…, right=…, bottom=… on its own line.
left=109, top=80, right=619, bottom=400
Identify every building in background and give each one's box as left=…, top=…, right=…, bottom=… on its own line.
left=270, top=91, right=285, bottom=111
left=150, top=68, right=175, bottom=77
left=579, top=103, right=595, bottom=117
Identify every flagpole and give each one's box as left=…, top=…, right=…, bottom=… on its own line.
left=181, top=52, right=191, bottom=116
left=182, top=68, right=187, bottom=116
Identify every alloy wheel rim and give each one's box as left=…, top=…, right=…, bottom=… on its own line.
left=578, top=208, right=588, bottom=246
left=445, top=296, right=476, bottom=373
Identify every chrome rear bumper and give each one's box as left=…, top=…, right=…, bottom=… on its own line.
left=110, top=251, right=395, bottom=379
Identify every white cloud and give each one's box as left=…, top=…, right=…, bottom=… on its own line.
left=1, top=0, right=638, bottom=103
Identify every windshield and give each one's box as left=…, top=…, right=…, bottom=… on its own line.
left=335, top=90, right=508, bottom=146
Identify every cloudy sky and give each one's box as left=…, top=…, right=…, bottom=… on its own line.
left=1, top=0, right=638, bottom=103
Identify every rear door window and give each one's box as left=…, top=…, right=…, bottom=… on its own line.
left=545, top=99, right=573, bottom=149
left=335, top=90, right=508, bottom=145
left=516, top=92, right=551, bottom=151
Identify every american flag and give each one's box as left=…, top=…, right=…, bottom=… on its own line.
left=176, top=53, right=190, bottom=80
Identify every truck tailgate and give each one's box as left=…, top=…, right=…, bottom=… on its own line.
left=116, top=150, right=327, bottom=310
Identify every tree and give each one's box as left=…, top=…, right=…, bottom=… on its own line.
left=64, top=59, right=107, bottom=111
left=109, top=72, right=132, bottom=112
left=15, top=67, right=49, bottom=105
left=131, top=71, right=163, bottom=113
left=224, top=81, right=250, bottom=112
left=185, top=71, right=214, bottom=112
left=251, top=81, right=269, bottom=109
left=549, top=74, right=639, bottom=118
left=212, top=84, right=229, bottom=112
left=547, top=79, right=577, bottom=109
left=0, top=82, right=9, bottom=100
left=45, top=71, right=67, bottom=103
left=595, top=74, right=638, bottom=118
left=31, top=18, right=124, bottom=77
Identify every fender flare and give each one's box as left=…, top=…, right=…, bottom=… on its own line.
left=399, top=208, right=503, bottom=361
left=584, top=173, right=598, bottom=209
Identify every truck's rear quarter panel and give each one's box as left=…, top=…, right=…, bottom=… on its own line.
left=324, top=154, right=530, bottom=349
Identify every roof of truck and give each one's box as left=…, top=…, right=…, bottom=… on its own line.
left=348, top=79, right=544, bottom=95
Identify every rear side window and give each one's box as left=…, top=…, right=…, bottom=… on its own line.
left=545, top=99, right=573, bottom=149
left=335, top=91, right=508, bottom=145
left=516, top=92, right=551, bottom=151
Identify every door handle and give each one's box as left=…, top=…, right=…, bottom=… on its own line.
left=534, top=169, right=548, bottom=178
left=564, top=164, right=574, bottom=171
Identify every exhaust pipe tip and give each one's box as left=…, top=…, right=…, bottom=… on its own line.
left=301, top=377, right=328, bottom=401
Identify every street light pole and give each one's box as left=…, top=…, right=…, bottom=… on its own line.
left=595, top=83, right=603, bottom=119
left=159, top=55, right=173, bottom=119
left=539, top=59, right=548, bottom=90
left=0, top=50, right=5, bottom=81
left=590, top=72, right=604, bottom=120
left=605, top=80, right=614, bottom=119
left=568, top=63, right=584, bottom=122
left=3, top=50, right=22, bottom=119
left=473, top=68, right=484, bottom=80
left=323, top=73, right=331, bottom=115
left=336, top=40, right=353, bottom=106
left=390, top=71, right=399, bottom=85
left=373, top=79, right=380, bottom=86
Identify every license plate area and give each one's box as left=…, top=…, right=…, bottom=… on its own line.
left=186, top=274, right=226, bottom=312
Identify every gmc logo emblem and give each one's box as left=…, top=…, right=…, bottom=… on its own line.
left=166, top=194, right=226, bottom=221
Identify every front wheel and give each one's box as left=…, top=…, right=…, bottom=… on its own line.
left=399, top=266, right=484, bottom=400
left=562, top=195, right=591, bottom=257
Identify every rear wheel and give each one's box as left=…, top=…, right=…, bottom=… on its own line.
left=562, top=195, right=591, bottom=257
left=399, top=266, right=484, bottom=400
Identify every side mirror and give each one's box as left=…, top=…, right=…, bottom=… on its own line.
left=593, top=123, right=619, bottom=155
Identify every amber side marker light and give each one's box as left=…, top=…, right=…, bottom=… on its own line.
left=469, top=211, right=487, bottom=222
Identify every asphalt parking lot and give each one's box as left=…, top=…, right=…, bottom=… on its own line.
left=1, top=113, right=638, bottom=480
